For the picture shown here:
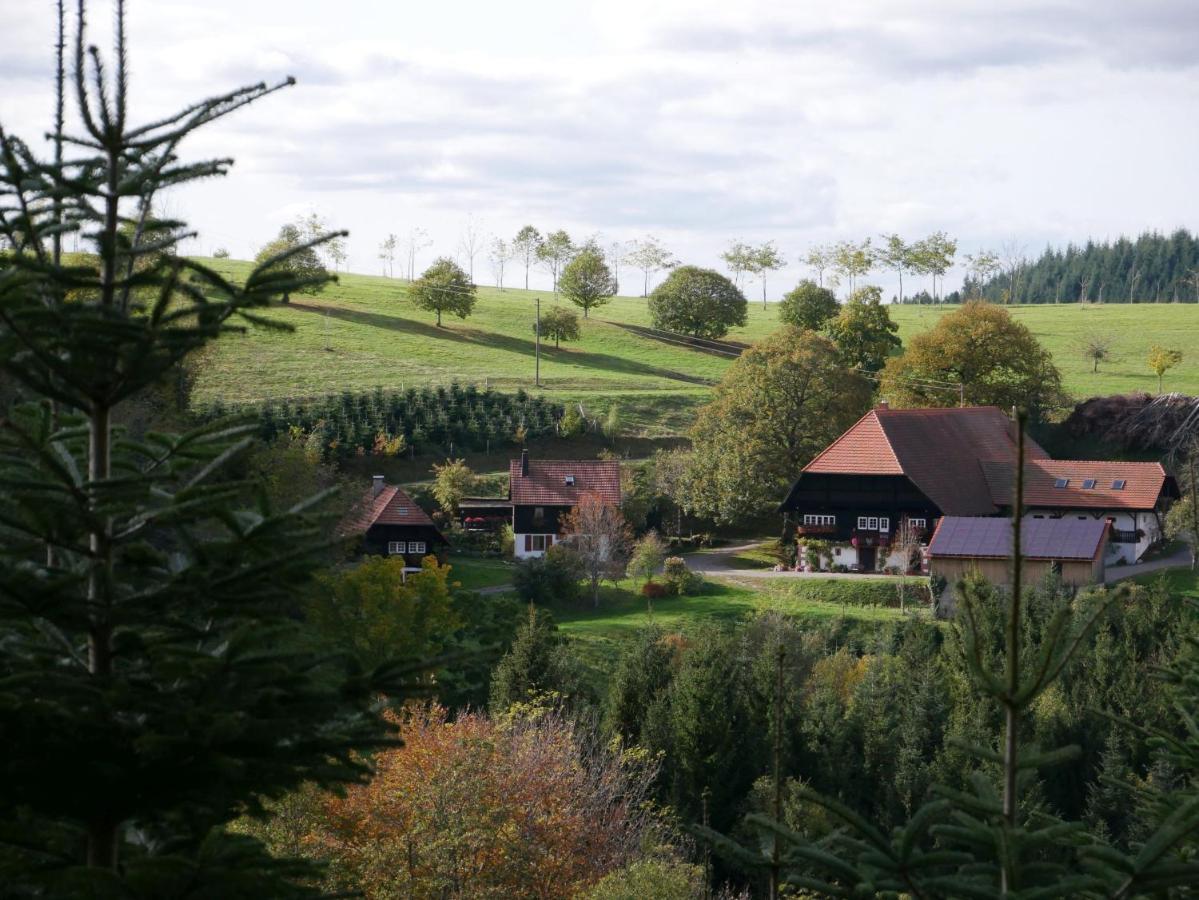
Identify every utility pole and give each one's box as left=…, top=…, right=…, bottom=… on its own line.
left=959, top=383, right=965, bottom=408
left=769, top=642, right=785, bottom=900
left=535, top=295, right=541, bottom=388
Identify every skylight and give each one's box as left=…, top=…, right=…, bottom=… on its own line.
left=564, top=475, right=576, bottom=486
left=1112, top=479, right=1126, bottom=490
left=397, top=507, right=409, bottom=515
left=1082, top=479, right=1096, bottom=489
left=1054, top=478, right=1069, bottom=489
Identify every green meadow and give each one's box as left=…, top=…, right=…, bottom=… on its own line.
left=192, top=258, right=1199, bottom=438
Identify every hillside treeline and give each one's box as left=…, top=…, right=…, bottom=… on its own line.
left=971, top=229, right=1199, bottom=304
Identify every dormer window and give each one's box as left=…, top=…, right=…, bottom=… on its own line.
left=1112, top=479, right=1126, bottom=490
left=564, top=475, right=576, bottom=486
left=1082, top=479, right=1096, bottom=490
left=1053, top=478, right=1069, bottom=489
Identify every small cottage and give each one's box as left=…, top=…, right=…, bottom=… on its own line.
left=340, top=476, right=448, bottom=567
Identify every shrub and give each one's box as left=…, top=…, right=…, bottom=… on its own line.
left=662, top=557, right=703, bottom=596
left=641, top=581, right=669, bottom=599
left=627, top=530, right=667, bottom=584
left=513, top=544, right=584, bottom=604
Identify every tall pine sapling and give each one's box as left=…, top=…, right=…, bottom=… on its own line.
left=0, top=3, right=424, bottom=895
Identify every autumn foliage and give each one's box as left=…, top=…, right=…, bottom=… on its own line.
left=299, top=704, right=667, bottom=898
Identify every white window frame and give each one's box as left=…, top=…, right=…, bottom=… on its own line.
left=908, top=517, right=926, bottom=530
left=387, top=541, right=405, bottom=555
left=803, top=514, right=835, bottom=526
left=530, top=534, right=550, bottom=552
left=858, top=516, right=881, bottom=531
left=878, top=517, right=890, bottom=532
left=407, top=541, right=426, bottom=555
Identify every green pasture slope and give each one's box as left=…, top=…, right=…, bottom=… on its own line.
left=192, top=258, right=1199, bottom=437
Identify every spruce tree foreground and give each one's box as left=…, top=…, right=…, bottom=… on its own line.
left=0, top=5, right=426, bottom=895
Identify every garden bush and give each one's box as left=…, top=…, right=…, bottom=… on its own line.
left=662, top=557, right=703, bottom=596
left=512, top=545, right=584, bottom=604
left=640, top=581, right=670, bottom=599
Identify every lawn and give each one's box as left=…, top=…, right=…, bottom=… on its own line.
left=190, top=257, right=1199, bottom=440
left=551, top=575, right=920, bottom=686
left=445, top=555, right=515, bottom=591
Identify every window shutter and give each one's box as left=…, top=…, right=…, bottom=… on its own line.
left=524, top=534, right=532, bottom=552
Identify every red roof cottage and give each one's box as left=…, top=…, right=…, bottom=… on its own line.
left=339, top=476, right=449, bottom=567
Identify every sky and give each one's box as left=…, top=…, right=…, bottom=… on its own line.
left=2, top=0, right=1197, bottom=297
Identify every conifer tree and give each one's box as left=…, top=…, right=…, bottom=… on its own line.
left=488, top=605, right=581, bottom=713
left=0, top=4, right=421, bottom=894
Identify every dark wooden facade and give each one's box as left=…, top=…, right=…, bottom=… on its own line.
left=362, top=523, right=448, bottom=567
left=781, top=473, right=940, bottom=536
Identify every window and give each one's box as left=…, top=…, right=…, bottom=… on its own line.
left=908, top=518, right=926, bottom=530
left=533, top=506, right=545, bottom=520
left=397, top=506, right=409, bottom=515
left=878, top=517, right=890, bottom=532
left=564, top=475, right=576, bottom=486
left=407, top=541, right=426, bottom=555
left=1033, top=514, right=1044, bottom=519
left=1077, top=516, right=1087, bottom=521
left=387, top=541, right=404, bottom=555
left=1054, top=478, right=1069, bottom=489
left=803, top=514, right=835, bottom=526
left=858, top=516, right=880, bottom=530
left=530, top=534, right=550, bottom=552
left=1112, top=479, right=1126, bottom=490
left=1081, top=479, right=1096, bottom=490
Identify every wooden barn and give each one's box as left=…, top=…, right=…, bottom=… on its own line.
left=928, top=516, right=1109, bottom=588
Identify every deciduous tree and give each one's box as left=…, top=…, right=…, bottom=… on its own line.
left=721, top=240, right=753, bottom=288
left=537, top=228, right=576, bottom=293
left=513, top=224, right=543, bottom=289
left=431, top=458, right=478, bottom=514
left=685, top=329, right=872, bottom=522
left=779, top=279, right=839, bottom=331
left=488, top=235, right=512, bottom=290
left=402, top=226, right=432, bottom=280
left=878, top=233, right=911, bottom=303
left=747, top=240, right=786, bottom=307
left=826, top=285, right=902, bottom=374
left=561, top=494, right=634, bottom=608
left=648, top=265, right=747, bottom=338
left=540, top=304, right=581, bottom=347
left=627, top=235, right=677, bottom=296
left=832, top=238, right=873, bottom=297
left=558, top=246, right=615, bottom=318
left=458, top=213, right=482, bottom=282
left=255, top=223, right=328, bottom=303
left=1148, top=345, right=1183, bottom=393
left=879, top=301, right=1063, bottom=415
left=803, top=243, right=833, bottom=288
left=410, top=256, right=476, bottom=326
left=1079, top=332, right=1115, bottom=373
left=378, top=232, right=398, bottom=277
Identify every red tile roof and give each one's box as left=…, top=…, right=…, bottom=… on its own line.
left=803, top=406, right=1047, bottom=516
left=981, top=459, right=1170, bottom=510
left=509, top=459, right=622, bottom=507
left=339, top=483, right=441, bottom=536
left=929, top=515, right=1108, bottom=561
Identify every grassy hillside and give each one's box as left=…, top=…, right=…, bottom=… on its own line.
left=192, top=258, right=1199, bottom=438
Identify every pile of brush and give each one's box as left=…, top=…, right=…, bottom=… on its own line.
left=1065, top=392, right=1199, bottom=456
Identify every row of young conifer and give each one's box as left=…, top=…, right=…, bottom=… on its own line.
left=200, top=383, right=568, bottom=459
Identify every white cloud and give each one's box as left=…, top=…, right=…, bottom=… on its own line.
left=1, top=0, right=1196, bottom=295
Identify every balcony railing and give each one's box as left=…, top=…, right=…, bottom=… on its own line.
left=1110, top=529, right=1141, bottom=544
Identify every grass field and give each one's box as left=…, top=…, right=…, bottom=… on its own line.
left=191, top=258, right=1199, bottom=438
left=445, top=555, right=515, bottom=591
left=552, top=575, right=919, bottom=684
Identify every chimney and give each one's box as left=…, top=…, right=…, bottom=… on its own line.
left=876, top=400, right=889, bottom=411
left=520, top=448, right=530, bottom=477
left=372, top=474, right=385, bottom=497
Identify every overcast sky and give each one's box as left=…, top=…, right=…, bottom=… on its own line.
left=2, top=0, right=1197, bottom=297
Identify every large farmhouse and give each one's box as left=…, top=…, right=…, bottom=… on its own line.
left=779, top=404, right=1177, bottom=572
left=460, top=450, right=622, bottom=559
